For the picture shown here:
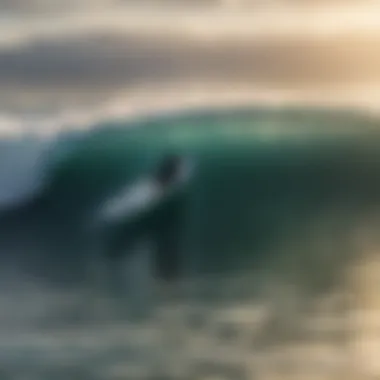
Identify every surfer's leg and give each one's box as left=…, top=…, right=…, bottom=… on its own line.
left=153, top=205, right=184, bottom=305
left=84, top=229, right=115, bottom=321
left=87, top=229, right=133, bottom=320
left=123, top=238, right=157, bottom=319
left=104, top=233, right=156, bottom=320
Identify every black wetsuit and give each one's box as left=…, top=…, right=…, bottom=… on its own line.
left=105, top=181, right=188, bottom=282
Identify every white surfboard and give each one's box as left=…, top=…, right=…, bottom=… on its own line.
left=96, top=156, right=195, bottom=226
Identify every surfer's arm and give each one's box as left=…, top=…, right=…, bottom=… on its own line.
left=168, top=156, right=196, bottom=195
left=179, top=157, right=195, bottom=183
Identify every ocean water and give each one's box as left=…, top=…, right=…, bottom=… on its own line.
left=1, top=106, right=380, bottom=378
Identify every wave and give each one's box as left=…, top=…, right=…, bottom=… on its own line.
left=0, top=104, right=375, bottom=209
left=0, top=128, right=89, bottom=212
left=1, top=105, right=380, bottom=378
left=0, top=105, right=379, bottom=285
left=0, top=136, right=53, bottom=211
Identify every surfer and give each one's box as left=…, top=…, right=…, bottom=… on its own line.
left=89, top=153, right=194, bottom=315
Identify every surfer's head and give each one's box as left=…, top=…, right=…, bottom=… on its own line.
left=155, top=154, right=183, bottom=187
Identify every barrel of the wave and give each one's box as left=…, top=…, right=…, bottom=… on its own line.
left=88, top=154, right=195, bottom=319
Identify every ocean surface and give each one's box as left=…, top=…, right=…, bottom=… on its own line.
left=1, top=105, right=380, bottom=378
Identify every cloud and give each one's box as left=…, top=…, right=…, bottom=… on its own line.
left=0, top=2, right=380, bottom=123
left=0, top=0, right=370, bottom=14
left=0, top=30, right=380, bottom=113
left=0, top=0, right=115, bottom=14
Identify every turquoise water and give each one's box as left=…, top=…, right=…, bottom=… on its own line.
left=1, top=106, right=379, bottom=284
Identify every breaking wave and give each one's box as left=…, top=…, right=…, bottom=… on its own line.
left=1, top=105, right=380, bottom=378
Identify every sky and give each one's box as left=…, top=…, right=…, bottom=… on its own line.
left=1, top=0, right=380, bottom=135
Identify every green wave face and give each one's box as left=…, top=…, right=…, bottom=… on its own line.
left=42, top=107, right=380, bottom=287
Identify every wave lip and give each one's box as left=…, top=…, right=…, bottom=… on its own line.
left=0, top=132, right=80, bottom=213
